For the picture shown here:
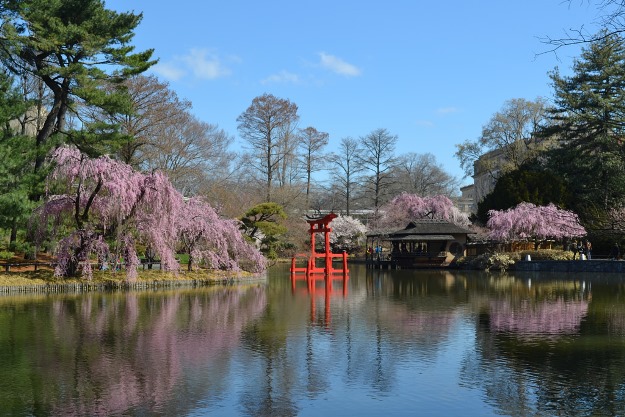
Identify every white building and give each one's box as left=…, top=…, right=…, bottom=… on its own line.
left=456, top=184, right=476, bottom=215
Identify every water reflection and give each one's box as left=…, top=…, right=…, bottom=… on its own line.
left=463, top=272, right=625, bottom=417
left=0, top=285, right=266, bottom=416
left=3, top=267, right=625, bottom=416
left=290, top=274, right=348, bottom=328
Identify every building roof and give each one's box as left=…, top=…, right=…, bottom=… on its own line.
left=391, top=219, right=473, bottom=236
left=388, top=234, right=455, bottom=241
left=367, top=219, right=473, bottom=238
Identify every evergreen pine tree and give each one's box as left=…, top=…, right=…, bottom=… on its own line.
left=543, top=31, right=625, bottom=220
left=0, top=0, right=156, bottom=169
left=0, top=70, right=39, bottom=248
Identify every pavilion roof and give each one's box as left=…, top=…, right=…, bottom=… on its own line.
left=394, top=219, right=471, bottom=235
left=388, top=234, right=455, bottom=241
left=367, top=219, right=472, bottom=238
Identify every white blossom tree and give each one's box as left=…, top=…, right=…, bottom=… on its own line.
left=329, top=215, right=367, bottom=253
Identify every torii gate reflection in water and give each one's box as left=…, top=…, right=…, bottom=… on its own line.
left=290, top=213, right=349, bottom=326
left=290, top=212, right=349, bottom=294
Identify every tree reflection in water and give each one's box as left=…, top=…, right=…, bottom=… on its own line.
left=3, top=267, right=625, bottom=416
left=0, top=285, right=266, bottom=416
left=464, top=274, right=625, bottom=416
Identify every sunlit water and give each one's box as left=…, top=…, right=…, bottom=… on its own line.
left=1, top=264, right=625, bottom=416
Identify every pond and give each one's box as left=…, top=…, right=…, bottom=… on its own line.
left=1, top=263, right=625, bottom=416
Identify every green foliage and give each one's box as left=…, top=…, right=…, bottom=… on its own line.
left=241, top=203, right=287, bottom=237
left=468, top=252, right=519, bottom=272
left=66, top=120, right=130, bottom=158
left=0, top=251, right=14, bottom=260
left=458, top=249, right=573, bottom=271
left=0, top=71, right=41, bottom=238
left=518, top=249, right=573, bottom=261
left=0, top=0, right=154, bottom=252
left=0, top=0, right=156, bottom=158
left=240, top=202, right=288, bottom=259
left=541, top=30, right=625, bottom=221
left=175, top=253, right=189, bottom=265
left=7, top=240, right=34, bottom=257
left=0, top=134, right=40, bottom=226
left=476, top=166, right=571, bottom=224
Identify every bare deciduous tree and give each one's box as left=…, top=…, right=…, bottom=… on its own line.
left=118, top=75, right=191, bottom=167
left=454, top=98, right=550, bottom=178
left=237, top=93, right=299, bottom=202
left=329, top=137, right=363, bottom=215
left=298, top=126, right=329, bottom=206
left=390, top=152, right=459, bottom=197
left=359, top=128, right=398, bottom=210
left=83, top=75, right=191, bottom=168
left=142, top=113, right=235, bottom=196
left=275, top=120, right=300, bottom=188
left=541, top=0, right=625, bottom=53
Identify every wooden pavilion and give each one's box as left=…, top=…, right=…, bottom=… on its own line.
left=366, top=219, right=472, bottom=269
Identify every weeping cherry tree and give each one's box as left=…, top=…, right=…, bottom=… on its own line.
left=35, top=146, right=265, bottom=279
left=487, top=202, right=586, bottom=248
left=177, top=197, right=266, bottom=272
left=377, top=192, right=471, bottom=230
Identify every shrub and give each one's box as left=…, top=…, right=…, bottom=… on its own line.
left=457, top=249, right=573, bottom=271
left=457, top=252, right=519, bottom=271
left=0, top=251, right=14, bottom=260
left=519, top=249, right=573, bottom=261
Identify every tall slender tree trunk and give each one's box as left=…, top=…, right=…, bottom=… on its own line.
left=9, top=218, right=17, bottom=247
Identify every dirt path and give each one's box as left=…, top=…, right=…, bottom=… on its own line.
left=1, top=253, right=55, bottom=272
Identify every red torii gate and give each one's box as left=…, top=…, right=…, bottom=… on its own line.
left=290, top=212, right=349, bottom=289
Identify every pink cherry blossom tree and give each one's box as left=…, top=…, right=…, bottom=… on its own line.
left=177, top=197, right=266, bottom=272
left=35, top=146, right=265, bottom=280
left=35, top=146, right=157, bottom=279
left=376, top=192, right=471, bottom=230
left=487, top=202, right=586, bottom=247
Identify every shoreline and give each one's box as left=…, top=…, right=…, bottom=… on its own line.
left=510, top=258, right=625, bottom=273
left=0, top=277, right=268, bottom=295
left=353, top=256, right=625, bottom=273
left=2, top=257, right=622, bottom=294
left=0, top=269, right=267, bottom=295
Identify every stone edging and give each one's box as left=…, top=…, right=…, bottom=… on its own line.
left=512, top=259, right=625, bottom=273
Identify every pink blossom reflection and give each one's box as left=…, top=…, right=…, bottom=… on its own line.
left=489, top=298, right=588, bottom=339
left=44, top=286, right=266, bottom=416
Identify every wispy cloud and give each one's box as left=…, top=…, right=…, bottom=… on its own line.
left=437, top=107, right=460, bottom=115
left=152, top=62, right=186, bottom=81
left=318, top=52, right=361, bottom=77
left=415, top=120, right=435, bottom=128
left=415, top=107, right=460, bottom=127
left=183, top=49, right=231, bottom=79
left=152, top=48, right=232, bottom=81
left=261, top=70, right=300, bottom=85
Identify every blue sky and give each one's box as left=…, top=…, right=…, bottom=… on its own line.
left=106, top=0, right=600, bottom=187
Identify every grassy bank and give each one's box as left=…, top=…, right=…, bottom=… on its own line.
left=0, top=268, right=265, bottom=294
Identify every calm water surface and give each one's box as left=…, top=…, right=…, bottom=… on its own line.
left=1, top=264, right=625, bottom=416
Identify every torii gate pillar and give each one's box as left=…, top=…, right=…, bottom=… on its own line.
left=290, top=212, right=349, bottom=283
